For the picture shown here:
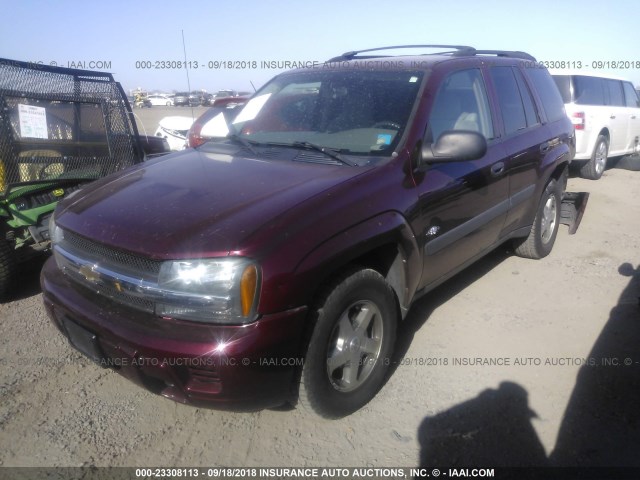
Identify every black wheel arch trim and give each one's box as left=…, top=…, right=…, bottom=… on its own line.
left=293, top=211, right=420, bottom=319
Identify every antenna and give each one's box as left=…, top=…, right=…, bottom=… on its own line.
left=181, top=30, right=195, bottom=120
left=250, top=80, right=257, bottom=93
left=131, top=111, right=148, bottom=136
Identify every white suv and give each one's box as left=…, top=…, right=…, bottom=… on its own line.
left=552, top=71, right=640, bottom=179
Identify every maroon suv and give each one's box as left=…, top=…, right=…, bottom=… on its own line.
left=42, top=45, right=587, bottom=418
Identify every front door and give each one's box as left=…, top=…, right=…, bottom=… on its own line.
left=412, top=68, right=509, bottom=290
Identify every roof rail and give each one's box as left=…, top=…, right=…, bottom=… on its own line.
left=327, top=45, right=537, bottom=63
left=467, top=50, right=537, bottom=61
left=327, top=44, right=475, bottom=62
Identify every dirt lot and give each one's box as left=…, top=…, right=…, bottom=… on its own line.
left=1, top=161, right=639, bottom=469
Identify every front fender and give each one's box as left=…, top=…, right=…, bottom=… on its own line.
left=281, top=211, right=421, bottom=317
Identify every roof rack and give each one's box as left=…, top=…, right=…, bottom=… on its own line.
left=469, top=50, right=537, bottom=61
left=328, top=45, right=475, bottom=62
left=327, top=45, right=536, bottom=62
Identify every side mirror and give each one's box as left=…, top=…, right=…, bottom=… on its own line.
left=419, top=130, right=487, bottom=168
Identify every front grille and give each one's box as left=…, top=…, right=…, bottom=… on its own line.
left=63, top=230, right=161, bottom=278
left=57, top=229, right=161, bottom=314
left=69, top=269, right=155, bottom=314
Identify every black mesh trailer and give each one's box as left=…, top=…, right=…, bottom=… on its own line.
left=0, top=58, right=146, bottom=300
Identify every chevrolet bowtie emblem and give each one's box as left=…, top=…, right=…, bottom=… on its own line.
left=79, top=264, right=100, bottom=283
left=426, top=225, right=441, bottom=237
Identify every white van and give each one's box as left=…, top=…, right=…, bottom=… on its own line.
left=552, top=71, right=640, bottom=179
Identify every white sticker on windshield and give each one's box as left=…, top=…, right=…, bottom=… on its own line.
left=201, top=112, right=230, bottom=138
left=409, top=76, right=418, bottom=83
left=232, top=93, right=272, bottom=125
left=18, top=104, right=48, bottom=139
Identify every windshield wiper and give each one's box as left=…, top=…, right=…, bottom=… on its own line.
left=226, top=134, right=258, bottom=155
left=292, top=141, right=357, bottom=166
left=265, top=141, right=357, bottom=166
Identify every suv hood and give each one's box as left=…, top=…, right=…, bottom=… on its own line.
left=56, top=147, right=367, bottom=259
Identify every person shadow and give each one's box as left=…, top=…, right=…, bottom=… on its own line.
left=417, top=262, right=640, bottom=469
left=418, top=381, right=548, bottom=467
left=550, top=262, right=640, bottom=466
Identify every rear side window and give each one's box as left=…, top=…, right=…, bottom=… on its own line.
left=514, top=69, right=540, bottom=127
left=573, top=76, right=605, bottom=105
left=489, top=67, right=540, bottom=133
left=622, top=82, right=640, bottom=108
left=526, top=68, right=566, bottom=122
left=605, top=79, right=625, bottom=106
left=427, top=69, right=494, bottom=142
left=489, top=67, right=526, bottom=135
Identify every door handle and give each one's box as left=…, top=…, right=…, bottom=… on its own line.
left=610, top=114, right=616, bottom=119
left=491, top=162, right=505, bottom=176
left=540, top=141, right=550, bottom=154
left=540, top=137, right=560, bottom=155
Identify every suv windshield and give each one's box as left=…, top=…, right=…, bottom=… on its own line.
left=230, top=70, right=424, bottom=159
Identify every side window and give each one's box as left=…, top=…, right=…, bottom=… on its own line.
left=605, top=79, right=625, bottom=106
left=525, top=68, right=567, bottom=122
left=622, top=82, right=640, bottom=108
left=427, top=69, right=494, bottom=143
left=489, top=67, right=526, bottom=135
left=551, top=75, right=572, bottom=103
left=573, top=76, right=605, bottom=105
left=514, top=68, right=540, bottom=127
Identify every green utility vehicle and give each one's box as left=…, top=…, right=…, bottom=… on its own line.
left=0, top=58, right=168, bottom=300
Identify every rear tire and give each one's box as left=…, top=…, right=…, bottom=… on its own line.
left=513, top=179, right=561, bottom=259
left=0, top=232, right=16, bottom=302
left=580, top=135, right=608, bottom=180
left=300, top=268, right=397, bottom=418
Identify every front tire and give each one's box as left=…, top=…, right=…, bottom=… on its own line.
left=300, top=268, right=397, bottom=418
left=513, top=179, right=561, bottom=259
left=0, top=232, right=16, bottom=302
left=581, top=135, right=608, bottom=180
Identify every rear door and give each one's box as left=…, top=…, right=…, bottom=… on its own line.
left=622, top=81, right=640, bottom=153
left=572, top=76, right=608, bottom=155
left=487, top=66, right=547, bottom=233
left=603, top=79, right=628, bottom=155
left=414, top=68, right=509, bottom=289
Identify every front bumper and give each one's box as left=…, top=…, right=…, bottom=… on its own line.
left=41, top=257, right=308, bottom=410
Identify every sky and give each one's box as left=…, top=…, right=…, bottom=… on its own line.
left=1, top=0, right=639, bottom=94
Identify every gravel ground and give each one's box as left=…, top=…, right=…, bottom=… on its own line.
left=1, top=163, right=639, bottom=469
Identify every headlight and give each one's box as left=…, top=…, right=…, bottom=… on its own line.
left=156, top=258, right=260, bottom=324
left=48, top=213, right=64, bottom=245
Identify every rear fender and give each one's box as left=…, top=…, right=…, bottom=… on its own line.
left=541, top=142, right=571, bottom=185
